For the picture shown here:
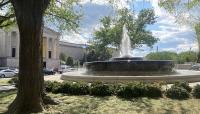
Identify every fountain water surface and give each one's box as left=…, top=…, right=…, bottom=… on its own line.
left=120, top=25, right=132, bottom=57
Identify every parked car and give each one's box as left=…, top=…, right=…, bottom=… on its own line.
left=190, top=65, right=200, bottom=70
left=0, top=67, right=9, bottom=71
left=9, top=68, right=19, bottom=74
left=0, top=69, right=16, bottom=78
left=43, top=68, right=56, bottom=75
left=58, top=65, right=71, bottom=74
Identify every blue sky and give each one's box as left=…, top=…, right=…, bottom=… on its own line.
left=61, top=0, right=198, bottom=57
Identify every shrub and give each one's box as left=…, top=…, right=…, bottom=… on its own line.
left=8, top=76, right=18, bottom=87
left=69, top=82, right=89, bottom=95
left=90, top=82, right=113, bottom=96
left=172, top=81, right=192, bottom=92
left=59, top=81, right=71, bottom=93
left=44, top=81, right=54, bottom=92
left=165, top=86, right=190, bottom=99
left=192, top=84, right=200, bottom=98
left=51, top=81, right=63, bottom=93
left=116, top=82, right=146, bottom=99
left=145, top=84, right=162, bottom=98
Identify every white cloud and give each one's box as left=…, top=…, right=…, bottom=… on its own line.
left=80, top=0, right=132, bottom=9
left=61, top=31, right=88, bottom=44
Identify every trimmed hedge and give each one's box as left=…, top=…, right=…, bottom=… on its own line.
left=9, top=78, right=196, bottom=100
left=192, top=84, right=200, bottom=98
left=172, top=81, right=192, bottom=92
left=165, top=86, right=190, bottom=99
left=69, top=82, right=89, bottom=95
left=90, top=82, right=113, bottom=96
left=145, top=84, right=162, bottom=98
left=116, top=82, right=162, bottom=99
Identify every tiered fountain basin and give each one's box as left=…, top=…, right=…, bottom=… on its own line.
left=85, top=57, right=175, bottom=76
left=61, top=58, right=200, bottom=83
left=61, top=69, right=200, bottom=83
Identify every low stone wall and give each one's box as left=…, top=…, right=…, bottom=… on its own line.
left=175, top=64, right=192, bottom=70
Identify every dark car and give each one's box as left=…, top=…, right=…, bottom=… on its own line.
left=190, top=65, right=200, bottom=70
left=43, top=68, right=56, bottom=75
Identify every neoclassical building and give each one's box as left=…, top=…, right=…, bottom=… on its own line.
left=0, top=27, right=60, bottom=69
left=59, top=41, right=86, bottom=61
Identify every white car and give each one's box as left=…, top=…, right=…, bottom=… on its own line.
left=0, top=69, right=16, bottom=78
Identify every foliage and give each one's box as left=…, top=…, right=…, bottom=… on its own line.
left=172, top=81, right=192, bottom=92
left=116, top=82, right=147, bottom=99
left=159, top=0, right=200, bottom=62
left=146, top=51, right=197, bottom=63
left=59, top=53, right=67, bottom=63
left=159, top=0, right=200, bottom=26
left=116, top=82, right=162, bottom=99
left=51, top=81, right=64, bottom=94
left=192, top=84, right=200, bottom=98
left=145, top=84, right=162, bottom=98
left=86, top=48, right=113, bottom=61
left=178, top=51, right=197, bottom=64
left=44, top=81, right=55, bottom=92
left=165, top=86, right=190, bottom=99
left=69, top=82, right=89, bottom=95
left=90, top=82, right=113, bottom=96
left=0, top=0, right=81, bottom=31
left=89, top=8, right=158, bottom=60
left=146, top=51, right=178, bottom=61
left=66, top=56, right=74, bottom=66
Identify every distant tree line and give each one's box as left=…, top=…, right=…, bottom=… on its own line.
left=146, top=51, right=197, bottom=64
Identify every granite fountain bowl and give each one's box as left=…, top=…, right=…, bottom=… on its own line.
left=85, top=57, right=175, bottom=76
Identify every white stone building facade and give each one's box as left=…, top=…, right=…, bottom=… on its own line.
left=0, top=27, right=60, bottom=69
left=59, top=41, right=86, bottom=61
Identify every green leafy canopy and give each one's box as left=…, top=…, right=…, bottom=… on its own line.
left=0, top=0, right=81, bottom=31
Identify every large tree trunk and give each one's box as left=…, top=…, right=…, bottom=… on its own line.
left=195, top=23, right=200, bottom=63
left=7, top=0, right=49, bottom=113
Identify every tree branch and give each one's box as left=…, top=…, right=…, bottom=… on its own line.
left=0, top=0, right=10, bottom=8
left=0, top=13, right=15, bottom=20
left=46, top=12, right=72, bottom=23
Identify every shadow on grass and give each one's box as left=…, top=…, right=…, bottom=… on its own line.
left=48, top=93, right=110, bottom=114
left=0, top=90, right=16, bottom=99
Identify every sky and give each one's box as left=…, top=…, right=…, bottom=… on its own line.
left=61, top=0, right=199, bottom=57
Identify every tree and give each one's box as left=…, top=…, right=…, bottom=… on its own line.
left=0, top=0, right=81, bottom=113
left=6, top=0, right=50, bottom=113
left=145, top=51, right=197, bottom=64
left=159, top=0, right=200, bottom=62
left=178, top=51, right=197, bottom=64
left=146, top=51, right=178, bottom=61
left=66, top=56, right=74, bottom=66
left=59, top=53, right=67, bottom=64
left=89, top=8, right=158, bottom=60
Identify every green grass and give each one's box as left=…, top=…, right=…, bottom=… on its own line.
left=1, top=91, right=200, bottom=114
left=0, top=78, right=11, bottom=85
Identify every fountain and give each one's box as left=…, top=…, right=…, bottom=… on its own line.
left=61, top=25, right=200, bottom=83
left=85, top=25, right=175, bottom=75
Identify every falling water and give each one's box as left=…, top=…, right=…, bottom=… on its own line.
left=120, top=25, right=132, bottom=57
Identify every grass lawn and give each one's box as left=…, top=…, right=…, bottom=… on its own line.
left=1, top=91, right=200, bottom=114
left=0, top=78, right=10, bottom=85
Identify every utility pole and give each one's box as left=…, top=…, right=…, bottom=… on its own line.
left=156, top=46, right=158, bottom=53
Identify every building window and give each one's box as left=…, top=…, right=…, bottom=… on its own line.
left=12, top=48, right=16, bottom=57
left=48, top=51, right=51, bottom=59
